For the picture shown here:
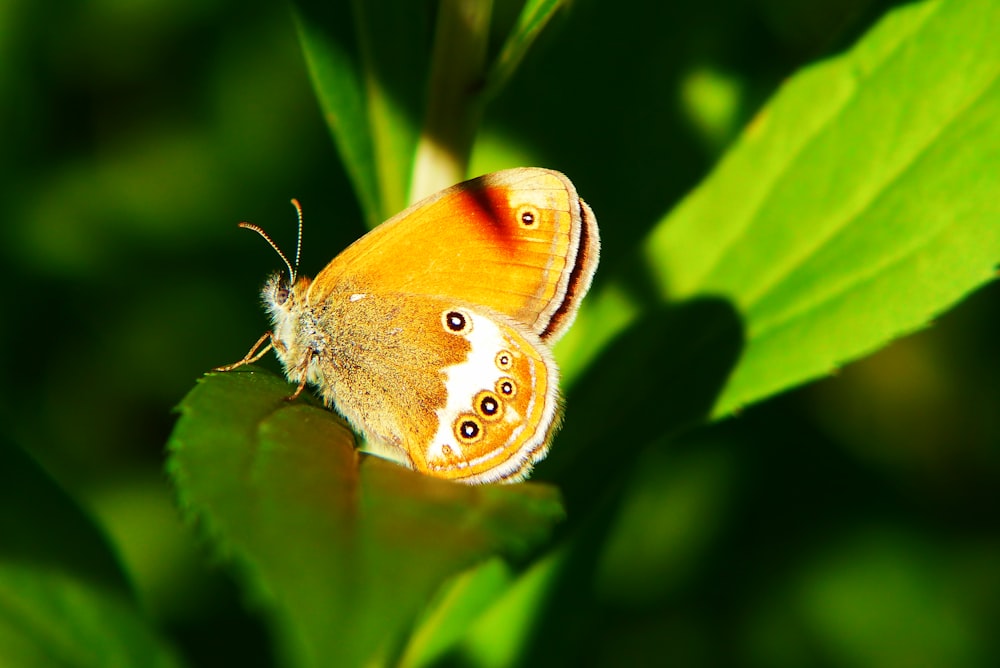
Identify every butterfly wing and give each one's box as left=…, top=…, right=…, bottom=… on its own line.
left=310, top=292, right=560, bottom=484
left=306, top=168, right=599, bottom=343
left=416, top=303, right=561, bottom=484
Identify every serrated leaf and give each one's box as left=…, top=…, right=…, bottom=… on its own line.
left=0, top=441, right=182, bottom=668
left=167, top=369, right=564, bottom=668
left=644, top=0, right=1000, bottom=416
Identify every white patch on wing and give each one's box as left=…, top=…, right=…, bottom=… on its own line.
left=349, top=293, right=367, bottom=302
left=427, top=312, right=508, bottom=461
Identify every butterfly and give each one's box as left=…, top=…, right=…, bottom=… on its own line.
left=217, top=168, right=599, bottom=484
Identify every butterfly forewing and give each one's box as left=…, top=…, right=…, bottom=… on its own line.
left=305, top=168, right=599, bottom=343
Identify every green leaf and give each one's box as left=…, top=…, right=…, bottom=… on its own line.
left=292, top=0, right=429, bottom=226
left=293, top=0, right=572, bottom=219
left=410, top=0, right=493, bottom=199
left=643, top=0, right=1000, bottom=416
left=416, top=1, right=1000, bottom=660
left=0, top=441, right=129, bottom=592
left=292, top=1, right=380, bottom=226
left=400, top=546, right=567, bottom=668
left=454, top=547, right=567, bottom=668
left=483, top=0, right=568, bottom=100
left=398, top=557, right=513, bottom=668
left=0, top=567, right=183, bottom=668
left=0, top=441, right=182, bottom=668
left=167, top=369, right=564, bottom=668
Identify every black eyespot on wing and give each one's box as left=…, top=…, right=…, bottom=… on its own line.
left=442, top=309, right=472, bottom=334
left=517, top=205, right=539, bottom=227
left=455, top=415, right=483, bottom=444
left=495, top=350, right=513, bottom=370
left=474, top=390, right=503, bottom=421
left=496, top=378, right=516, bottom=398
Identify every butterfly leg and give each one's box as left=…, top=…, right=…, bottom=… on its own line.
left=284, top=348, right=312, bottom=402
left=213, top=331, right=274, bottom=372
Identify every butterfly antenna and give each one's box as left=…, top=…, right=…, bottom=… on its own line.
left=290, top=198, right=304, bottom=281
left=237, top=221, right=296, bottom=283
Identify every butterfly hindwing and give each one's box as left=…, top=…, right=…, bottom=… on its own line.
left=416, top=302, right=560, bottom=484
left=305, top=291, right=559, bottom=484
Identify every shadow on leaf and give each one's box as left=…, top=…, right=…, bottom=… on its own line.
left=542, top=296, right=745, bottom=517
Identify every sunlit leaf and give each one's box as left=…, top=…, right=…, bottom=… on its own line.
left=431, top=0, right=1000, bottom=662
left=167, top=369, right=564, bottom=667
left=644, top=0, right=1000, bottom=416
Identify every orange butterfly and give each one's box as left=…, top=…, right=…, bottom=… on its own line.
left=218, top=168, right=599, bottom=484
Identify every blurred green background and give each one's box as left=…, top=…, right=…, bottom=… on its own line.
left=2, top=0, right=999, bottom=666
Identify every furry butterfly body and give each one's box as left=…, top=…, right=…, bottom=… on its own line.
left=222, top=168, right=599, bottom=484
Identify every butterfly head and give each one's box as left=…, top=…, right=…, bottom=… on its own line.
left=261, top=269, right=315, bottom=367
left=237, top=199, right=319, bottom=379
left=261, top=270, right=310, bottom=319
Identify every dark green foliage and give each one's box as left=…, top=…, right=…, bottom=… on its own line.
left=2, top=0, right=998, bottom=666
